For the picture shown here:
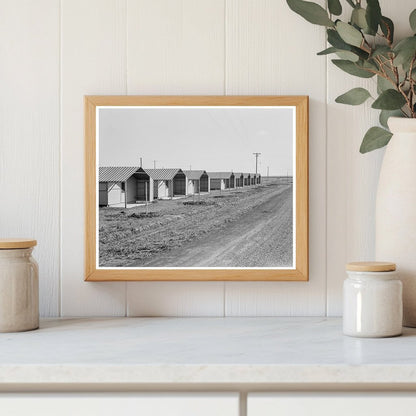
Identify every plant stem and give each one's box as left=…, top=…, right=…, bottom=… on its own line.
left=409, top=56, right=416, bottom=117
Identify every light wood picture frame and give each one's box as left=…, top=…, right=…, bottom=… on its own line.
left=85, top=96, right=308, bottom=281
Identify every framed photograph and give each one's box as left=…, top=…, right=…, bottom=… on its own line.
left=85, top=96, right=308, bottom=281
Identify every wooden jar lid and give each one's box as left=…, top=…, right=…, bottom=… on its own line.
left=346, top=261, right=396, bottom=272
left=0, top=239, right=37, bottom=249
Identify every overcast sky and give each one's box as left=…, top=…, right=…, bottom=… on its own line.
left=99, top=106, right=294, bottom=176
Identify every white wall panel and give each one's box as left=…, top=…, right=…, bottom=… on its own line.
left=224, top=0, right=327, bottom=315
left=0, top=0, right=60, bottom=317
left=248, top=393, right=416, bottom=416
left=61, top=0, right=127, bottom=316
left=326, top=0, right=416, bottom=316
left=3, top=0, right=409, bottom=317
left=0, top=393, right=239, bottom=416
left=127, top=282, right=225, bottom=316
left=126, top=0, right=225, bottom=95
left=125, top=0, right=226, bottom=316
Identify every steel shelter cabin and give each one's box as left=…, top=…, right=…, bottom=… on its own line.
left=207, top=172, right=235, bottom=190
left=99, top=166, right=145, bottom=207
left=243, top=173, right=251, bottom=186
left=99, top=167, right=189, bottom=206
left=235, top=173, right=244, bottom=187
left=183, top=170, right=210, bottom=195
left=144, top=168, right=188, bottom=199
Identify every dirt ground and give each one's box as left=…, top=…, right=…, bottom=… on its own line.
left=99, top=177, right=293, bottom=267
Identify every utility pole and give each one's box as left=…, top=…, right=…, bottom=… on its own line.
left=153, top=160, right=157, bottom=169
left=267, top=166, right=269, bottom=177
left=253, top=153, right=261, bottom=187
left=253, top=152, right=261, bottom=177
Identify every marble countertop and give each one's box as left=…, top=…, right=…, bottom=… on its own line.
left=1, top=317, right=416, bottom=388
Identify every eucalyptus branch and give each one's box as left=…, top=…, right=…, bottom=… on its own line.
left=287, top=0, right=416, bottom=152
left=362, top=37, right=372, bottom=53
left=359, top=65, right=383, bottom=78
left=377, top=25, right=393, bottom=48
left=411, top=75, right=416, bottom=108
left=376, top=58, right=400, bottom=90
left=398, top=83, right=412, bottom=116
left=409, top=56, right=416, bottom=117
left=374, top=56, right=385, bottom=73
left=391, top=59, right=400, bottom=86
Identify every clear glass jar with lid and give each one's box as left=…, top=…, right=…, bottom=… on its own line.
left=0, top=239, right=39, bottom=332
left=343, top=261, right=402, bottom=338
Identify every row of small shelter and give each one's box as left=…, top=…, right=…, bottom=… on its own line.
left=99, top=167, right=261, bottom=207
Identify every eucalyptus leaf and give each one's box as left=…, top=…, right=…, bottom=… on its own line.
left=360, top=127, right=392, bottom=153
left=328, top=0, right=342, bottom=16
left=394, top=36, right=416, bottom=71
left=317, top=46, right=358, bottom=61
left=335, top=50, right=359, bottom=62
left=410, top=9, right=416, bottom=32
left=378, top=66, right=405, bottom=86
left=286, top=0, right=334, bottom=27
left=362, top=59, right=379, bottom=71
left=380, top=16, right=394, bottom=44
left=372, top=89, right=406, bottom=110
left=332, top=59, right=375, bottom=78
left=327, top=28, right=348, bottom=49
left=327, top=29, right=369, bottom=59
left=335, top=88, right=371, bottom=105
left=351, top=45, right=369, bottom=60
left=351, top=7, right=368, bottom=32
left=371, top=46, right=392, bottom=58
left=336, top=21, right=363, bottom=47
left=377, top=75, right=393, bottom=94
left=317, top=47, right=338, bottom=55
left=379, top=110, right=402, bottom=129
left=366, top=0, right=382, bottom=35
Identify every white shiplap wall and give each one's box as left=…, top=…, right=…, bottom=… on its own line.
left=0, top=0, right=413, bottom=317
left=0, top=1, right=61, bottom=317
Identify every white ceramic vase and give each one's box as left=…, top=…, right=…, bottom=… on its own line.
left=376, top=117, right=416, bottom=327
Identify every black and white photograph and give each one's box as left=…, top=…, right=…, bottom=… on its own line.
left=97, top=105, right=295, bottom=269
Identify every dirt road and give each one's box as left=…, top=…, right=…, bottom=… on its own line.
left=132, top=185, right=293, bottom=267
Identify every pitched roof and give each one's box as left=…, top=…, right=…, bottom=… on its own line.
left=99, top=166, right=139, bottom=182
left=183, top=170, right=207, bottom=180
left=144, top=168, right=182, bottom=180
left=207, top=172, right=234, bottom=179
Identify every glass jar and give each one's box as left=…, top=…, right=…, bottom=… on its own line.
left=343, top=262, right=402, bottom=338
left=0, top=239, right=39, bottom=332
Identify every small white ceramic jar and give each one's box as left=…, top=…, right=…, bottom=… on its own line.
left=0, top=239, right=39, bottom=332
left=343, top=262, right=402, bottom=338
